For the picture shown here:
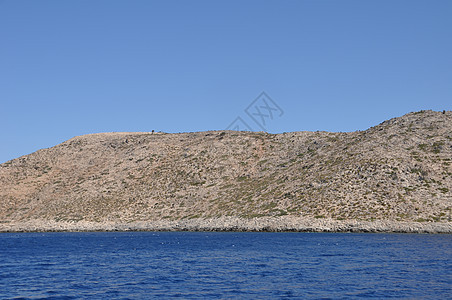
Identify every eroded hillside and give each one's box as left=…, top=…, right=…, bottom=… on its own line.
left=0, top=110, right=451, bottom=225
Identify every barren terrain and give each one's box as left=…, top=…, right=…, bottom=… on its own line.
left=0, top=110, right=451, bottom=232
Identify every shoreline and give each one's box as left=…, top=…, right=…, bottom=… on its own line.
left=1, top=216, right=451, bottom=234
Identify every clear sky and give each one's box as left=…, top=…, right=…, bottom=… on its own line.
left=1, top=0, right=451, bottom=163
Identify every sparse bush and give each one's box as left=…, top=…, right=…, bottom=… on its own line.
left=438, top=187, right=449, bottom=194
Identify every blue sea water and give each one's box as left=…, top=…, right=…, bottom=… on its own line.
left=0, top=232, right=450, bottom=299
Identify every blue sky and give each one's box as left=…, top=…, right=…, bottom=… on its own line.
left=1, top=0, right=451, bottom=163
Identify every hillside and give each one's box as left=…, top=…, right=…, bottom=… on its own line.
left=0, top=110, right=451, bottom=232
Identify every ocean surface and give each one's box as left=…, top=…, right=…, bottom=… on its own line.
left=0, top=232, right=450, bottom=299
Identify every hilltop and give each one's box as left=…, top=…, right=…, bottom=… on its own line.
left=0, top=110, right=451, bottom=232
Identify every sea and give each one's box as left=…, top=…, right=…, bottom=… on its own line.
left=0, top=232, right=450, bottom=299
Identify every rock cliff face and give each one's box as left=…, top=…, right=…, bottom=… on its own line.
left=0, top=110, right=451, bottom=232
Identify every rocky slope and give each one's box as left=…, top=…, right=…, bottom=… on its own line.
left=0, top=110, right=451, bottom=232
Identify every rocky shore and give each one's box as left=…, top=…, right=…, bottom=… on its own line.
left=1, top=217, right=450, bottom=234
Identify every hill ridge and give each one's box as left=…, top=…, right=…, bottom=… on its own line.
left=1, top=110, right=451, bottom=232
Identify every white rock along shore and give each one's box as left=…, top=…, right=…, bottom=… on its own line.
left=1, top=217, right=450, bottom=233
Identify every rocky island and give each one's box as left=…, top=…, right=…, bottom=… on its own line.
left=0, top=110, right=451, bottom=233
